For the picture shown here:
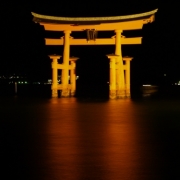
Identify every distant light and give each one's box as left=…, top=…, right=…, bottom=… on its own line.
left=107, top=82, right=109, bottom=83
left=164, top=74, right=166, bottom=76
left=143, top=85, right=151, bottom=87
left=21, top=82, right=23, bottom=84
left=25, top=81, right=27, bottom=84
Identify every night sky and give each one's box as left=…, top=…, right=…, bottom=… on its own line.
left=1, top=1, right=179, bottom=85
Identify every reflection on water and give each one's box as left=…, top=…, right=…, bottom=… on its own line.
left=1, top=97, right=180, bottom=180
left=141, top=85, right=159, bottom=97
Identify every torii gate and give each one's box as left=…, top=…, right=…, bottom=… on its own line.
left=31, top=9, right=158, bottom=99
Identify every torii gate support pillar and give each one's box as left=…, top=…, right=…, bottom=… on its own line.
left=49, top=55, right=61, bottom=98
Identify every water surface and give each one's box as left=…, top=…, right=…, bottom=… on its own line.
left=1, top=97, right=180, bottom=180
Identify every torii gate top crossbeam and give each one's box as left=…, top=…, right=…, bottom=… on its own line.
left=32, top=9, right=157, bottom=24
left=31, top=9, right=158, bottom=31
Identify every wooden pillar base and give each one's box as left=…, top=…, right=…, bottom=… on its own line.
left=109, top=90, right=117, bottom=99
left=117, top=90, right=126, bottom=98
left=61, top=89, right=70, bottom=97
left=70, top=90, right=76, bottom=97
left=52, top=89, right=58, bottom=98
left=125, top=89, right=131, bottom=98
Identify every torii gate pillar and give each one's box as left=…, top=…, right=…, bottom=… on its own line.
left=49, top=55, right=61, bottom=97
left=107, top=54, right=119, bottom=99
left=61, top=30, right=71, bottom=97
left=115, top=30, right=126, bottom=98
left=69, top=57, right=79, bottom=96
left=123, top=57, right=133, bottom=97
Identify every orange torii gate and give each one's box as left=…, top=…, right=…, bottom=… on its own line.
left=32, top=9, right=158, bottom=99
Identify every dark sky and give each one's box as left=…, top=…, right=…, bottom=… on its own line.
left=1, top=1, right=180, bottom=84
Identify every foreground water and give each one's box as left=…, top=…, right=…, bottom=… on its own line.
left=1, top=96, right=180, bottom=180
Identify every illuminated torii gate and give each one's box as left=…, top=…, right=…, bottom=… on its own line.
left=32, top=9, right=158, bottom=99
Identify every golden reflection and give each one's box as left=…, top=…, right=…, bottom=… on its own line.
left=103, top=99, right=140, bottom=179
left=40, top=99, right=158, bottom=179
left=44, top=98, right=81, bottom=180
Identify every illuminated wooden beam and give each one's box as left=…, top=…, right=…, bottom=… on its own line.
left=57, top=84, right=72, bottom=90
left=32, top=9, right=158, bottom=24
left=45, top=37, right=142, bottom=45
left=40, top=20, right=144, bottom=31
left=57, top=64, right=64, bottom=69
left=57, top=64, right=73, bottom=69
